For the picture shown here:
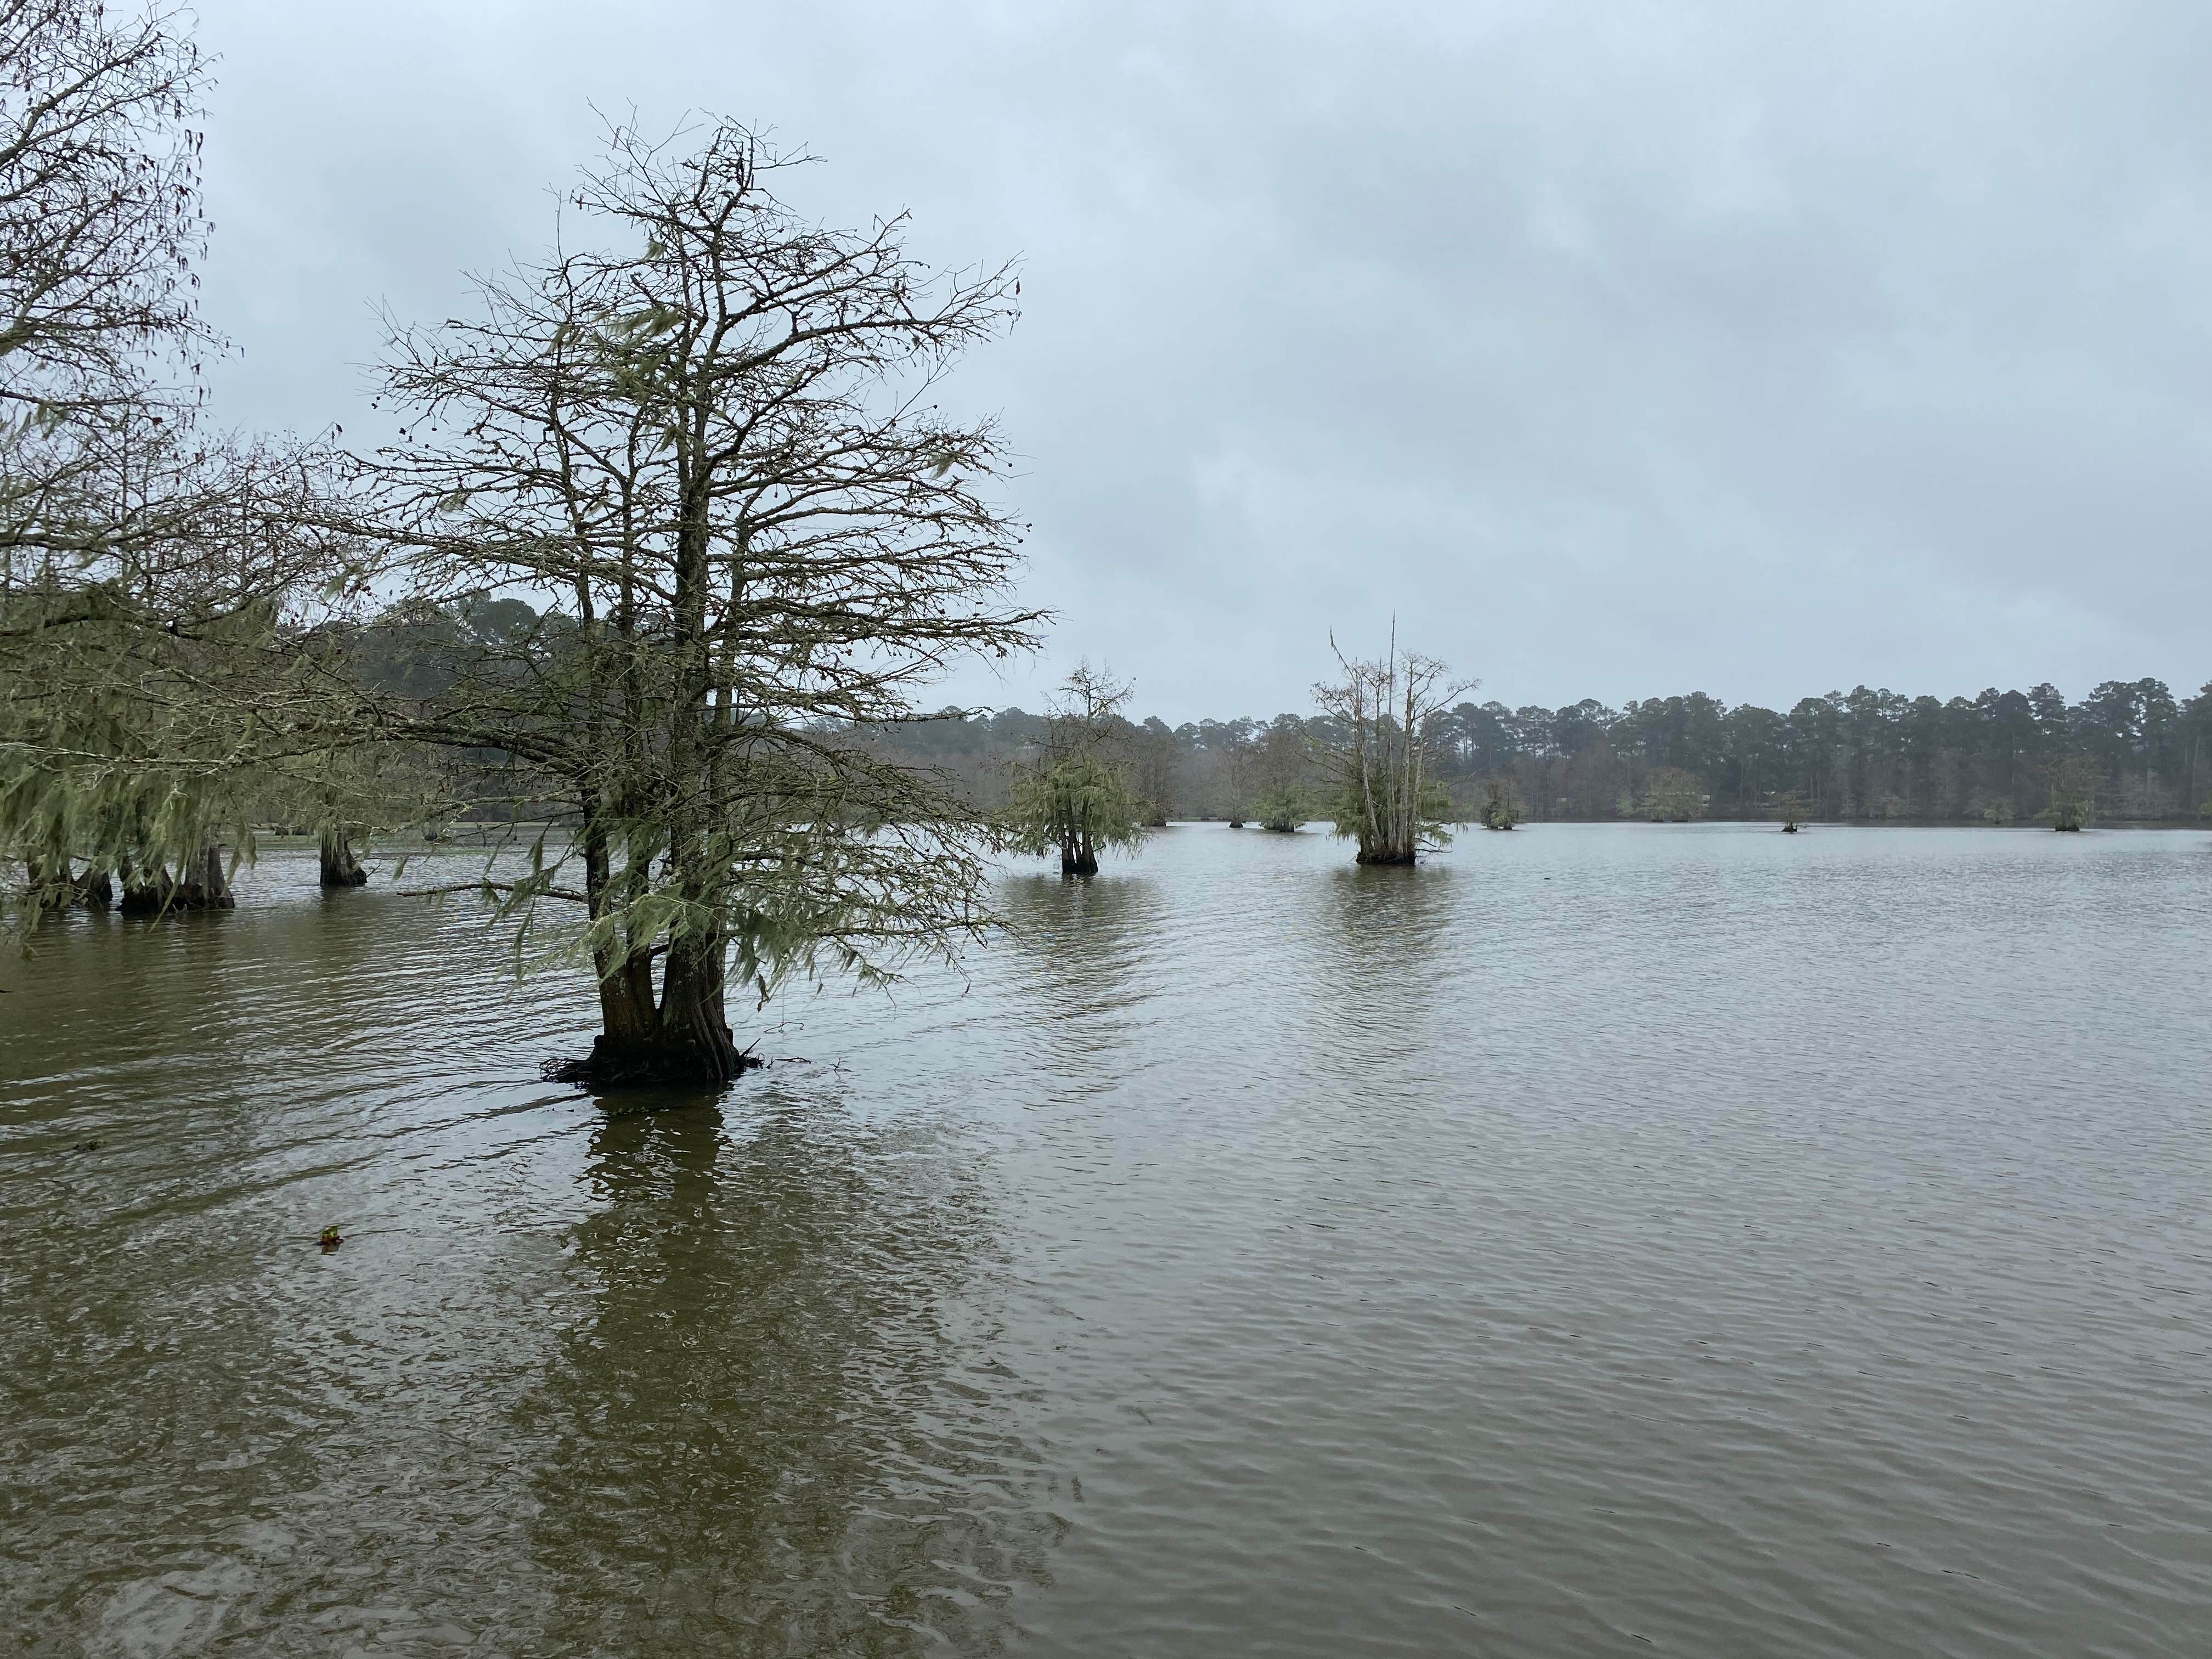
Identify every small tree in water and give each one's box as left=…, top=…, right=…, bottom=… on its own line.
left=1003, top=664, right=1148, bottom=876
left=368, top=120, right=1040, bottom=1085
left=1313, top=630, right=1466, bottom=865
left=1773, top=789, right=1807, bottom=832
left=1252, top=783, right=1307, bottom=833
left=1643, top=767, right=1705, bottom=822
left=1477, top=775, right=1523, bottom=830
left=2044, top=755, right=2101, bottom=831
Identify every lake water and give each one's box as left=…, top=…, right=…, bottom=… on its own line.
left=4, top=823, right=2209, bottom=1656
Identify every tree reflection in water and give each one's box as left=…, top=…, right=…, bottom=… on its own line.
left=524, top=1097, right=1060, bottom=1656
left=997, top=873, right=1158, bottom=1065
left=1307, top=861, right=1464, bottom=1079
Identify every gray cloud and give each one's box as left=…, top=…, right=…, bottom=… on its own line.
left=191, top=1, right=2212, bottom=720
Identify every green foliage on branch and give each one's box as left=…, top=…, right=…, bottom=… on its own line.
left=1000, top=664, right=1148, bottom=876
left=1252, top=783, right=1307, bottom=833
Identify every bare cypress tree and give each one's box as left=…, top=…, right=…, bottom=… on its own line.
left=370, top=120, right=1041, bottom=1084
left=0, top=0, right=216, bottom=579
left=0, top=0, right=213, bottom=415
left=1314, top=628, right=1467, bottom=865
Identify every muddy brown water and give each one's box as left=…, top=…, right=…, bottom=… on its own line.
left=3, top=824, right=2209, bottom=1656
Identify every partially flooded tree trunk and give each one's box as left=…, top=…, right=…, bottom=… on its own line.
left=1355, top=844, right=1418, bottom=866
left=318, top=830, right=368, bottom=887
left=119, top=844, right=234, bottom=913
left=1060, top=822, right=1098, bottom=877
left=657, top=933, right=744, bottom=1080
left=25, top=857, right=79, bottom=912
left=560, top=934, right=749, bottom=1086
left=189, top=845, right=236, bottom=909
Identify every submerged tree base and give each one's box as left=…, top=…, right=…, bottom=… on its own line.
left=319, top=832, right=369, bottom=888
left=1354, top=847, right=1419, bottom=866
left=27, top=864, right=114, bottom=911
left=117, top=848, right=235, bottom=914
left=545, top=1034, right=763, bottom=1090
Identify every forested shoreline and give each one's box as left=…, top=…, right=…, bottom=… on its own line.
left=870, top=676, right=2212, bottom=827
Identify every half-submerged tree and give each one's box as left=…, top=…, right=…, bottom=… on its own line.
left=2045, top=755, right=2100, bottom=831
left=1252, top=783, right=1306, bottom=833
left=1477, top=775, right=1523, bottom=830
left=1643, top=766, right=1705, bottom=822
left=1249, top=714, right=1313, bottom=832
left=0, top=4, right=370, bottom=917
left=371, top=120, right=1039, bottom=1085
left=1217, top=723, right=1255, bottom=826
left=1314, top=630, right=1466, bottom=865
left=1130, top=717, right=1178, bottom=828
left=258, top=738, right=451, bottom=889
left=1773, top=788, right=1807, bottom=832
left=1003, top=663, right=1148, bottom=876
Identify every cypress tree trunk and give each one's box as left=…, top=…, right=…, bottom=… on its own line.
left=558, top=799, right=751, bottom=1086
left=319, top=830, right=368, bottom=887
left=1355, top=844, right=1418, bottom=866
left=561, top=933, right=748, bottom=1086
left=25, top=857, right=76, bottom=912
left=656, top=933, right=743, bottom=1080
left=556, top=434, right=753, bottom=1087
left=119, top=844, right=234, bottom=912
left=1061, top=821, right=1098, bottom=876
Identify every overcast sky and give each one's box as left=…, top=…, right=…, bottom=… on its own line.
left=189, top=1, right=2212, bottom=722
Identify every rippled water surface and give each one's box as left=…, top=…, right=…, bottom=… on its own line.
left=4, top=824, right=2210, bottom=1656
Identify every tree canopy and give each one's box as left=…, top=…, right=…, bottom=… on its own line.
left=1001, top=663, right=1148, bottom=877
left=359, top=119, right=1040, bottom=1082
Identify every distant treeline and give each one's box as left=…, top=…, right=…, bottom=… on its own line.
left=874, top=679, right=2212, bottom=826
left=345, top=604, right=2210, bottom=825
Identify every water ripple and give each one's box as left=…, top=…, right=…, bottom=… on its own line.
left=2, top=827, right=2209, bottom=1655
